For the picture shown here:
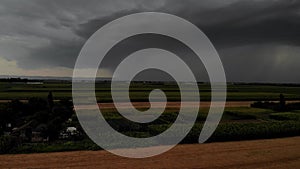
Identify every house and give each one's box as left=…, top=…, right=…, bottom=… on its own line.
left=10, top=121, right=48, bottom=142
left=66, top=127, right=77, bottom=135
left=31, top=131, right=48, bottom=142
left=11, top=121, right=33, bottom=142
left=59, top=126, right=79, bottom=139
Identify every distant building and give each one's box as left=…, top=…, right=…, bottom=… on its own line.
left=59, top=127, right=79, bottom=139
left=10, top=121, right=48, bottom=142
left=11, top=121, right=33, bottom=142
left=26, top=82, right=44, bottom=85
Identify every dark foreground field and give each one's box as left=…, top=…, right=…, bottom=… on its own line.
left=1, top=136, right=299, bottom=169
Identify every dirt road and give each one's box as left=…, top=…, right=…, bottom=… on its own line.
left=1, top=137, right=299, bottom=169
left=1, top=100, right=299, bottom=109
left=0, top=100, right=254, bottom=107
left=99, top=101, right=253, bottom=109
left=98, top=100, right=300, bottom=109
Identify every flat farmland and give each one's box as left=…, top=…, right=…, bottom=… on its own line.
left=1, top=137, right=299, bottom=169
left=1, top=82, right=300, bottom=101
left=1, top=80, right=299, bottom=166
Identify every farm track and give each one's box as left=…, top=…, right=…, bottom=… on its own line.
left=1, top=100, right=299, bottom=109
left=99, top=100, right=300, bottom=109
left=0, top=137, right=299, bottom=169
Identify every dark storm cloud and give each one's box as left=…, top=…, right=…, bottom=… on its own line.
left=195, top=0, right=300, bottom=48
left=74, top=10, right=140, bottom=39
left=0, top=0, right=299, bottom=82
left=74, top=0, right=300, bottom=48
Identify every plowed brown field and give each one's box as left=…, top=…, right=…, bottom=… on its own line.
left=1, top=137, right=299, bottom=169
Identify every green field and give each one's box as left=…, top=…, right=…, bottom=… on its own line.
left=1, top=81, right=300, bottom=101
left=97, top=106, right=300, bottom=145
left=4, top=106, right=299, bottom=154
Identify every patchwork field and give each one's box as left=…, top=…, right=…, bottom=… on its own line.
left=1, top=80, right=299, bottom=169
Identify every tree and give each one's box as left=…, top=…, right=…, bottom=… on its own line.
left=28, top=98, right=47, bottom=113
left=46, top=117, right=63, bottom=141
left=0, top=135, right=18, bottom=154
left=279, top=94, right=286, bottom=111
left=47, top=91, right=54, bottom=111
left=0, top=103, right=15, bottom=131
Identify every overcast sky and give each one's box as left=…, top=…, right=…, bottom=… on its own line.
left=0, top=0, right=299, bottom=83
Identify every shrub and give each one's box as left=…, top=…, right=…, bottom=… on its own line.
left=209, top=121, right=300, bottom=142
left=269, top=112, right=300, bottom=121
left=224, top=111, right=257, bottom=120
left=0, top=135, right=19, bottom=154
